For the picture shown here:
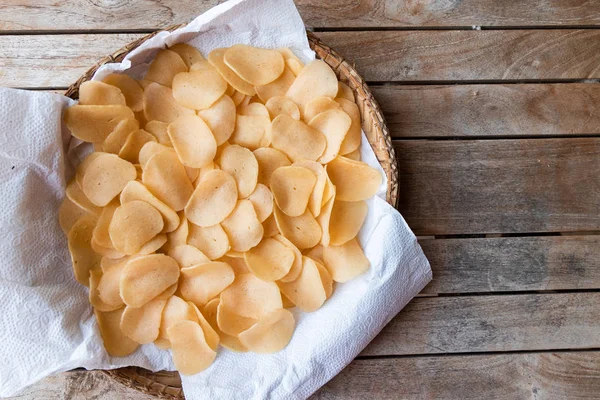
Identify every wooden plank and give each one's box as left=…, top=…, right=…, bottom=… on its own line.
left=395, top=138, right=600, bottom=235
left=362, top=293, right=600, bottom=356
left=9, top=351, right=600, bottom=399
left=315, top=352, right=600, bottom=399
left=420, top=236, right=600, bottom=294
left=316, top=30, right=600, bottom=81
left=3, top=0, right=600, bottom=30
left=5, top=30, right=600, bottom=88
left=373, top=83, right=600, bottom=138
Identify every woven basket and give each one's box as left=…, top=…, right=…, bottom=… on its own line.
left=66, top=27, right=398, bottom=399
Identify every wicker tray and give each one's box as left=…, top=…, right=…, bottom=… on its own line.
left=66, top=27, right=398, bottom=399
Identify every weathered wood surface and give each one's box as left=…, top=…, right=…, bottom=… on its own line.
left=3, top=0, right=600, bottom=30
left=420, top=236, right=600, bottom=294
left=362, top=293, right=600, bottom=356
left=5, top=30, right=600, bottom=88
left=316, top=30, right=600, bottom=81
left=395, top=138, right=600, bottom=235
left=10, top=351, right=600, bottom=400
left=374, top=83, right=600, bottom=138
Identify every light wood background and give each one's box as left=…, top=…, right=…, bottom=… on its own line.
left=1, top=1, right=599, bottom=399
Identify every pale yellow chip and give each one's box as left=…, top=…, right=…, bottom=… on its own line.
left=321, top=172, right=335, bottom=206
left=281, top=293, right=295, bottom=308
left=169, top=244, right=210, bottom=268
left=225, top=249, right=244, bottom=258
left=314, top=259, right=334, bottom=299
left=220, top=273, right=282, bottom=319
left=223, top=44, right=284, bottom=86
left=138, top=141, right=171, bottom=167
left=102, top=118, right=140, bottom=154
left=95, top=308, right=139, bottom=357
left=265, top=96, right=300, bottom=120
left=89, top=269, right=120, bottom=312
left=278, top=256, right=326, bottom=312
left=172, top=69, right=227, bottom=110
left=238, top=102, right=270, bottom=117
left=337, top=81, right=355, bottom=102
left=66, top=179, right=101, bottom=215
left=273, top=206, right=321, bottom=250
left=246, top=183, right=273, bottom=222
left=327, top=156, right=382, bottom=201
left=309, top=108, right=352, bottom=164
left=109, top=200, right=164, bottom=255
left=120, top=180, right=180, bottom=233
left=262, top=214, right=280, bottom=238
left=329, top=199, right=368, bottom=246
left=238, top=308, right=295, bottom=353
left=188, top=302, right=220, bottom=351
left=271, top=115, right=326, bottom=162
left=168, top=115, right=217, bottom=168
left=157, top=295, right=198, bottom=347
left=97, top=260, right=126, bottom=308
left=207, top=48, right=255, bottom=96
left=185, top=166, right=200, bottom=183
left=142, top=149, right=194, bottom=211
left=271, top=166, right=316, bottom=217
left=218, top=144, right=259, bottom=199
left=137, top=79, right=152, bottom=90
left=143, top=82, right=195, bottom=123
left=216, top=301, right=258, bottom=336
left=231, top=90, right=246, bottom=106
left=162, top=211, right=189, bottom=253
left=286, top=58, right=304, bottom=76
left=102, top=73, right=145, bottom=112
left=168, top=320, right=217, bottom=375
left=121, top=298, right=168, bottom=344
left=286, top=60, right=338, bottom=109
left=187, top=223, right=230, bottom=260
left=138, top=234, right=168, bottom=255
left=169, top=43, right=205, bottom=68
left=344, top=148, right=361, bottom=161
left=189, top=59, right=213, bottom=72
left=59, top=197, right=88, bottom=236
left=316, top=186, right=335, bottom=247
left=91, top=238, right=125, bottom=259
left=304, top=244, right=324, bottom=264
left=180, top=261, right=235, bottom=306
left=323, top=238, right=370, bottom=282
left=155, top=283, right=178, bottom=301
left=253, top=148, right=291, bottom=187
left=118, top=129, right=157, bottom=164
left=204, top=298, right=248, bottom=352
left=218, top=255, right=250, bottom=275
left=120, top=254, right=180, bottom=308
left=303, top=96, right=340, bottom=123
left=336, top=98, right=362, bottom=155
left=144, top=120, right=172, bottom=146
left=185, top=169, right=238, bottom=227
left=221, top=200, right=264, bottom=252
left=197, top=95, right=236, bottom=145
left=92, top=200, right=119, bottom=249
left=293, top=160, right=327, bottom=217
left=229, top=114, right=270, bottom=150
left=145, top=49, right=188, bottom=87
left=65, top=105, right=135, bottom=143
left=244, top=237, right=294, bottom=282
left=255, top=67, right=296, bottom=103
left=67, top=214, right=101, bottom=286
left=273, top=234, right=303, bottom=283
left=276, top=47, right=299, bottom=62
left=79, top=81, right=126, bottom=106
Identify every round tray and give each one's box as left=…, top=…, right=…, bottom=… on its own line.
left=66, top=27, right=398, bottom=399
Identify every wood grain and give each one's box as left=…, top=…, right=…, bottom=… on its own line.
left=395, top=138, right=600, bottom=235
left=316, top=30, right=600, bottom=81
left=374, top=83, right=600, bottom=138
left=362, top=293, right=600, bottom=356
left=3, top=0, right=600, bottom=30
left=420, top=236, right=600, bottom=294
left=315, top=352, right=600, bottom=400
left=5, top=30, right=600, bottom=88
left=9, top=352, right=600, bottom=399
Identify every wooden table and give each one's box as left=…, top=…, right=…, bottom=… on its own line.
left=2, top=1, right=600, bottom=399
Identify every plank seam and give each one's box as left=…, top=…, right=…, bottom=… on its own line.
left=356, top=347, right=600, bottom=360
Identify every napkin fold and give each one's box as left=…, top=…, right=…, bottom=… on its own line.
left=0, top=0, right=431, bottom=398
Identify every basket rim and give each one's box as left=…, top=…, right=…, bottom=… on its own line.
left=66, top=27, right=399, bottom=399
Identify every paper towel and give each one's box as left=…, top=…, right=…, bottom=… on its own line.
left=0, top=0, right=432, bottom=398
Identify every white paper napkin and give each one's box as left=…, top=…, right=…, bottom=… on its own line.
left=0, top=0, right=432, bottom=398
